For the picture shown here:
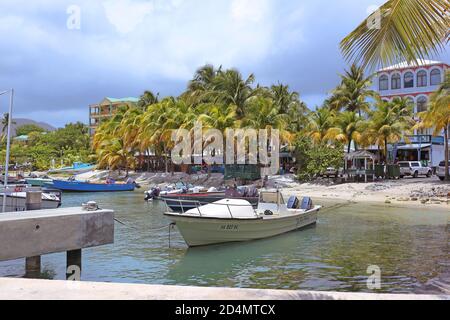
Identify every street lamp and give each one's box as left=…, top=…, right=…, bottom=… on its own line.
left=1, top=88, right=14, bottom=213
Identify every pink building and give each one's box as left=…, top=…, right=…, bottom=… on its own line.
left=375, top=60, right=449, bottom=167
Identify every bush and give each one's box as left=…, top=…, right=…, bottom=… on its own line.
left=294, top=136, right=344, bottom=181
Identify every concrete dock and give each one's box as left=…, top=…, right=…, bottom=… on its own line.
left=0, top=206, right=114, bottom=278
left=0, top=278, right=448, bottom=300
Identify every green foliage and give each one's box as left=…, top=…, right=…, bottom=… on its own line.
left=0, top=122, right=91, bottom=170
left=294, top=136, right=344, bottom=182
left=15, top=124, right=46, bottom=136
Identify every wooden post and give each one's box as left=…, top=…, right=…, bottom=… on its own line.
left=25, top=191, right=42, bottom=277
left=66, top=249, right=82, bottom=280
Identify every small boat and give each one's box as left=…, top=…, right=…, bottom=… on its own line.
left=0, top=191, right=61, bottom=212
left=164, top=191, right=321, bottom=247
left=25, top=177, right=53, bottom=187
left=47, top=179, right=136, bottom=192
left=48, top=162, right=95, bottom=174
left=161, top=186, right=259, bottom=212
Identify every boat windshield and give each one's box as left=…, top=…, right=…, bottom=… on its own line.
left=259, top=192, right=285, bottom=204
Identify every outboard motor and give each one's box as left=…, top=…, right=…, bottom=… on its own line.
left=300, top=197, right=313, bottom=210
left=287, top=196, right=300, bottom=209
left=145, top=187, right=160, bottom=201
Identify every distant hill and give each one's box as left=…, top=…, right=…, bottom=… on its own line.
left=0, top=118, right=56, bottom=136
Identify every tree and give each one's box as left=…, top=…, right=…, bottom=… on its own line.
left=329, top=63, right=378, bottom=116
left=294, top=136, right=344, bottom=181
left=363, top=98, right=415, bottom=163
left=340, top=0, right=449, bottom=69
left=325, top=111, right=366, bottom=153
left=137, top=91, right=159, bottom=110
left=415, top=71, right=450, bottom=180
left=15, top=124, right=46, bottom=136
left=1, top=113, right=16, bottom=141
left=305, top=106, right=334, bottom=144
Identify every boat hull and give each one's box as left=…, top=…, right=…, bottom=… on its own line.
left=48, top=180, right=135, bottom=192
left=165, top=208, right=319, bottom=247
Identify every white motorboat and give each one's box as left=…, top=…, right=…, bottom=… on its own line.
left=0, top=191, right=61, bottom=212
left=164, top=191, right=321, bottom=247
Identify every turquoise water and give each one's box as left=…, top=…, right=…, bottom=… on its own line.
left=0, top=191, right=448, bottom=293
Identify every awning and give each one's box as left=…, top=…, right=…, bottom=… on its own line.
left=396, top=144, right=431, bottom=150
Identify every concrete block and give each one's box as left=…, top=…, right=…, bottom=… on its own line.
left=0, top=207, right=114, bottom=261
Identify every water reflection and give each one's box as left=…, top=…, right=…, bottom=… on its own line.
left=0, top=191, right=448, bottom=293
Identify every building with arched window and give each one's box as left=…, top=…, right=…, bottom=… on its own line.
left=375, top=60, right=449, bottom=168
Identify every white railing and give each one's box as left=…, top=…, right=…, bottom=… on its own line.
left=163, top=198, right=258, bottom=218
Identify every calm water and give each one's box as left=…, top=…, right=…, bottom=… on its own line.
left=0, top=190, right=448, bottom=293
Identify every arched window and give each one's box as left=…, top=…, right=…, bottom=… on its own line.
left=404, top=72, right=414, bottom=88
left=430, top=69, right=441, bottom=86
left=391, top=73, right=401, bottom=89
left=417, top=70, right=427, bottom=87
left=417, top=96, right=428, bottom=113
left=379, top=75, right=388, bottom=91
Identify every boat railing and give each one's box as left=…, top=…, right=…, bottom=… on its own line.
left=164, top=198, right=258, bottom=218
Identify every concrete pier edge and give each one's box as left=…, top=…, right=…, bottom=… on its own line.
left=0, top=277, right=448, bottom=300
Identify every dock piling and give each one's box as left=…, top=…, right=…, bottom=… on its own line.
left=66, top=249, right=82, bottom=280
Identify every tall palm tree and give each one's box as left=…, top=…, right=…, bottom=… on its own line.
left=306, top=106, right=334, bottom=144
left=212, top=69, right=259, bottom=119
left=1, top=113, right=16, bottom=142
left=341, top=0, right=449, bottom=69
left=137, top=91, right=159, bottom=110
left=329, top=64, right=378, bottom=116
left=415, top=71, right=450, bottom=180
left=325, top=111, right=366, bottom=153
left=363, top=97, right=415, bottom=163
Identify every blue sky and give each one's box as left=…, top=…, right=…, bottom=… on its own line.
left=0, top=0, right=448, bottom=127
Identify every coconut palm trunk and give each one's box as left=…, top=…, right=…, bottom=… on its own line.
left=444, top=126, right=449, bottom=181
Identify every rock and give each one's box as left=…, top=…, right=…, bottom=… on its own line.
left=421, top=200, right=428, bottom=204
left=385, top=200, right=391, bottom=204
left=410, top=197, right=418, bottom=201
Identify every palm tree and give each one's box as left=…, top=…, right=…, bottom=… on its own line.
left=212, top=69, right=259, bottom=119
left=415, top=71, right=450, bottom=180
left=329, top=64, right=378, bottom=116
left=363, top=97, right=415, bottom=163
left=325, top=111, right=366, bottom=153
left=1, top=113, right=16, bottom=142
left=137, top=91, right=159, bottom=110
left=306, top=106, right=334, bottom=144
left=340, top=0, right=449, bottom=69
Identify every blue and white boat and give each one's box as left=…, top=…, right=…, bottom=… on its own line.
left=46, top=179, right=136, bottom=192
left=48, top=162, right=95, bottom=174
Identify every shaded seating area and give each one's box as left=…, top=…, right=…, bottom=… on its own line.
left=344, top=151, right=377, bottom=183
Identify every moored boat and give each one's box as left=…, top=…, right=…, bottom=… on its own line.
left=164, top=191, right=321, bottom=247
left=0, top=191, right=61, bottom=212
left=48, top=162, right=95, bottom=174
left=47, top=179, right=136, bottom=192
left=161, top=186, right=259, bottom=212
left=25, top=177, right=53, bottom=187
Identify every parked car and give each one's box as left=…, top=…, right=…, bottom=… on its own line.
left=398, top=161, right=432, bottom=178
left=436, top=161, right=450, bottom=181
left=322, top=167, right=343, bottom=178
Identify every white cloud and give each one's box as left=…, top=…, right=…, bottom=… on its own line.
left=231, top=0, right=270, bottom=23
left=102, top=0, right=154, bottom=34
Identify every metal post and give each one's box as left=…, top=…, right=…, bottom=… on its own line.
left=2, top=89, right=14, bottom=213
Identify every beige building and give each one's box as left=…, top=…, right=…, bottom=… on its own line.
left=89, top=97, right=139, bottom=136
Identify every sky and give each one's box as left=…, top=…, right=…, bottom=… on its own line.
left=0, top=0, right=449, bottom=127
